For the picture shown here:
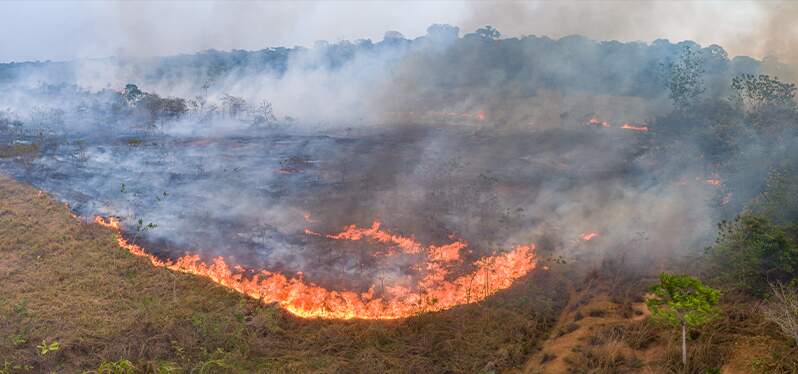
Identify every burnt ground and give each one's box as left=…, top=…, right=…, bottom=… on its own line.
left=2, top=172, right=796, bottom=373
left=0, top=124, right=669, bottom=294
left=0, top=174, right=568, bottom=373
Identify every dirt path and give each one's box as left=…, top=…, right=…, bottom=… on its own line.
left=519, top=275, right=655, bottom=373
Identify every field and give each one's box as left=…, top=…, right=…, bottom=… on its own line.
left=0, top=174, right=568, bottom=373
left=3, top=173, right=796, bottom=373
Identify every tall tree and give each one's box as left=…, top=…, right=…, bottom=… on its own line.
left=665, top=46, right=706, bottom=110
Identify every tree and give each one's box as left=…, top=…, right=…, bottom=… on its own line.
left=761, top=282, right=798, bottom=345
left=731, top=74, right=796, bottom=113
left=475, top=26, right=501, bottom=40
left=122, top=84, right=144, bottom=106
left=664, top=46, right=705, bottom=110
left=706, top=214, right=798, bottom=297
left=647, top=273, right=721, bottom=367
left=220, top=94, right=247, bottom=118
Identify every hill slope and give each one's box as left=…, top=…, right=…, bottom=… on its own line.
left=0, top=174, right=566, bottom=373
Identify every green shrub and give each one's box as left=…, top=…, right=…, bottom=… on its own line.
left=706, top=214, right=798, bottom=297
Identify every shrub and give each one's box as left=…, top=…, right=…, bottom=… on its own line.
left=761, top=282, right=798, bottom=344
left=706, top=214, right=798, bottom=297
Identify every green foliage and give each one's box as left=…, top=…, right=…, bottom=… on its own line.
left=647, top=273, right=721, bottom=327
left=665, top=46, right=706, bottom=109
left=732, top=74, right=796, bottom=112
left=36, top=339, right=60, bottom=355
left=474, top=25, right=501, bottom=40
left=1, top=360, right=32, bottom=374
left=121, top=83, right=188, bottom=126
left=86, top=359, right=136, bottom=374
left=756, top=163, right=798, bottom=225
left=706, top=214, right=798, bottom=297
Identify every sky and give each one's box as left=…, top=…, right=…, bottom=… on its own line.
left=0, top=1, right=795, bottom=63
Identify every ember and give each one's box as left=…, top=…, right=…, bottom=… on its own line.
left=580, top=232, right=599, bottom=241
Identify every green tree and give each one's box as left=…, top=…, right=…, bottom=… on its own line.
left=731, top=74, right=796, bottom=113
left=665, top=46, right=705, bottom=110
left=647, top=273, right=721, bottom=367
left=706, top=214, right=798, bottom=297
left=474, top=25, right=501, bottom=40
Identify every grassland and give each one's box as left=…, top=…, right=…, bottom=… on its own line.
left=0, top=174, right=567, bottom=373
left=2, top=173, right=795, bottom=373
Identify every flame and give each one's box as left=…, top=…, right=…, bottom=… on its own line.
left=586, top=117, right=648, bottom=132
left=579, top=232, right=599, bottom=241
left=95, top=216, right=536, bottom=320
left=705, top=178, right=721, bottom=186
left=588, top=117, right=611, bottom=128
left=721, top=192, right=733, bottom=206
left=619, top=123, right=648, bottom=132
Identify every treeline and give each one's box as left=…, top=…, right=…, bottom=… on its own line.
left=0, top=24, right=789, bottom=100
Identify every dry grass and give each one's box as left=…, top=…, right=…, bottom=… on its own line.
left=0, top=143, right=39, bottom=158
left=0, top=174, right=567, bottom=373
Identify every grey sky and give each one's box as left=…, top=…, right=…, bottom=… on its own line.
left=0, top=1, right=792, bottom=63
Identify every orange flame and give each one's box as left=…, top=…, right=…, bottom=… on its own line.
left=579, top=232, right=599, bottom=241
left=588, top=117, right=611, bottom=128
left=95, top=216, right=536, bottom=320
left=619, top=123, right=648, bottom=132
left=721, top=192, right=733, bottom=206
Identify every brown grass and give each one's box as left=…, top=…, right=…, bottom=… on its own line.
left=0, top=143, right=39, bottom=158
left=0, top=174, right=567, bottom=373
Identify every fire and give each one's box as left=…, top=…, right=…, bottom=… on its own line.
left=585, top=117, right=648, bottom=132
left=580, top=232, right=599, bottom=241
left=588, top=117, right=610, bottom=128
left=94, top=216, right=536, bottom=320
left=705, top=178, right=721, bottom=186
left=619, top=123, right=648, bottom=132
left=721, top=192, right=733, bottom=206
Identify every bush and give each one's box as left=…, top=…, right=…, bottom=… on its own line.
left=706, top=214, right=798, bottom=297
left=761, top=282, right=798, bottom=345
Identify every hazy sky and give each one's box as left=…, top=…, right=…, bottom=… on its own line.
left=0, top=1, right=794, bottom=63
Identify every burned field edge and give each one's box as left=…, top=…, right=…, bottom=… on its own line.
left=0, top=173, right=566, bottom=373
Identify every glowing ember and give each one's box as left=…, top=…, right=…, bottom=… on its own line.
left=619, top=123, right=648, bottom=132
left=95, top=216, right=536, bottom=320
left=580, top=232, right=599, bottom=241
left=588, top=117, right=611, bottom=128
left=721, top=192, right=733, bottom=206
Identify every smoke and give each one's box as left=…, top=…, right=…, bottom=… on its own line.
left=0, top=20, right=791, bottom=294
left=4, top=1, right=798, bottom=64
left=462, top=1, right=798, bottom=66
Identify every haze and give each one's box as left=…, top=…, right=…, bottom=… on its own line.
left=1, top=1, right=794, bottom=63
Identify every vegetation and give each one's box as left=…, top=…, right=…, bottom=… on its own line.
left=706, top=214, right=798, bottom=297
left=761, top=282, right=798, bottom=345
left=647, top=273, right=721, bottom=366
left=0, top=25, right=798, bottom=373
left=0, top=175, right=565, bottom=373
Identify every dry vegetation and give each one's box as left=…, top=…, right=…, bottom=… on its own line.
left=0, top=174, right=567, bottom=373
left=2, top=171, right=797, bottom=373
left=517, top=259, right=798, bottom=374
